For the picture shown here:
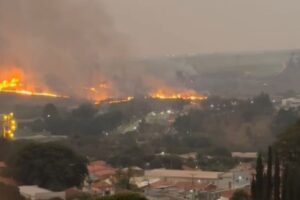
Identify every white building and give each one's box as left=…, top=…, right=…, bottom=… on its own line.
left=282, top=97, right=300, bottom=109
left=144, top=169, right=251, bottom=190
left=19, top=185, right=65, bottom=200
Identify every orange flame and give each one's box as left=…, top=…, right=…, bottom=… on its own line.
left=0, top=67, right=66, bottom=98
left=149, top=88, right=207, bottom=101
left=85, top=82, right=114, bottom=103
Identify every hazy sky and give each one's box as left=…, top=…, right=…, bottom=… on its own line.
left=102, top=0, right=300, bottom=57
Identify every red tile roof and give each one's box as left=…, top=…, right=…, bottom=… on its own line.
left=88, top=161, right=117, bottom=178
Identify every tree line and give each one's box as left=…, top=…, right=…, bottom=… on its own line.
left=251, top=119, right=300, bottom=200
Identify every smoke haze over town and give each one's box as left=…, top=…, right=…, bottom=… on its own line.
left=1, top=1, right=300, bottom=200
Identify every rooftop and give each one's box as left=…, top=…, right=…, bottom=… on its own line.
left=145, top=169, right=222, bottom=180
left=231, top=152, right=257, bottom=159
left=19, top=185, right=51, bottom=195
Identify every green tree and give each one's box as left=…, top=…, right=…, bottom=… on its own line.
left=230, top=189, right=250, bottom=200
left=281, top=164, right=288, bottom=200
left=265, top=146, right=272, bottom=200
left=272, top=109, right=298, bottom=135
left=251, top=176, right=256, bottom=200
left=114, top=169, right=133, bottom=190
left=252, top=93, right=274, bottom=115
left=0, top=138, right=10, bottom=161
left=255, top=153, right=264, bottom=200
left=7, top=142, right=88, bottom=191
left=276, top=120, right=300, bottom=200
left=274, top=150, right=280, bottom=200
left=72, top=104, right=97, bottom=119
left=149, top=155, right=183, bottom=170
left=0, top=183, right=25, bottom=200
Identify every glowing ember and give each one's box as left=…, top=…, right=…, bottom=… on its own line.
left=149, top=89, right=207, bottom=101
left=0, top=67, right=66, bottom=98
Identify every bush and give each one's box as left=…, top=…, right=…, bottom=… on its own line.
left=0, top=183, right=25, bottom=200
left=230, top=189, right=250, bottom=200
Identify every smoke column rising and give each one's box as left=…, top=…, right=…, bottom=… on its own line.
left=0, top=0, right=129, bottom=96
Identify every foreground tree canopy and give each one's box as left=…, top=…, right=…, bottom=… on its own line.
left=0, top=183, right=25, bottom=200
left=6, top=142, right=88, bottom=191
left=276, top=120, right=300, bottom=199
left=230, top=189, right=250, bottom=200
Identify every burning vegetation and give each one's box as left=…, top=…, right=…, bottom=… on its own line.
left=149, top=88, right=207, bottom=101
left=0, top=67, right=66, bottom=98
left=0, top=67, right=207, bottom=104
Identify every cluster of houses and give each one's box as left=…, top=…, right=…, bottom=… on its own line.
left=0, top=152, right=256, bottom=200
left=79, top=159, right=253, bottom=200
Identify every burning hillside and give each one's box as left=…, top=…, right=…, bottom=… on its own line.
left=0, top=67, right=66, bottom=98
left=149, top=88, right=207, bottom=101
left=0, top=67, right=207, bottom=104
left=0, top=1, right=209, bottom=105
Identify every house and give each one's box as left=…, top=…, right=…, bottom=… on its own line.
left=144, top=180, right=219, bottom=200
left=122, top=166, right=144, bottom=177
left=88, top=161, right=117, bottom=180
left=19, top=185, right=65, bottom=200
left=85, top=161, right=117, bottom=196
left=144, top=169, right=251, bottom=191
left=91, top=180, right=115, bottom=196
left=281, top=97, right=300, bottom=109
left=178, top=152, right=197, bottom=160
left=145, top=169, right=222, bottom=184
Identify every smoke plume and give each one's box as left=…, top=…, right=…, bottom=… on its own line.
left=0, top=0, right=130, bottom=96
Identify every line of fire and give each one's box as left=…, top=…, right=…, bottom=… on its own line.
left=0, top=67, right=207, bottom=105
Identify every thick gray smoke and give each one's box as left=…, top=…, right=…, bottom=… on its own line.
left=0, top=0, right=130, bottom=96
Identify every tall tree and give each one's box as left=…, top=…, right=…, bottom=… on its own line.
left=281, top=164, right=288, bottom=200
left=274, top=150, right=280, bottom=200
left=266, top=146, right=273, bottom=200
left=230, top=189, right=250, bottom=200
left=251, top=176, right=257, bottom=200
left=0, top=183, right=25, bottom=200
left=255, top=153, right=264, bottom=200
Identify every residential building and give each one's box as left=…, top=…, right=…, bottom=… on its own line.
left=19, top=185, right=65, bottom=200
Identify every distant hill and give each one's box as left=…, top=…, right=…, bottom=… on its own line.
left=142, top=49, right=300, bottom=77
left=138, top=49, right=300, bottom=96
